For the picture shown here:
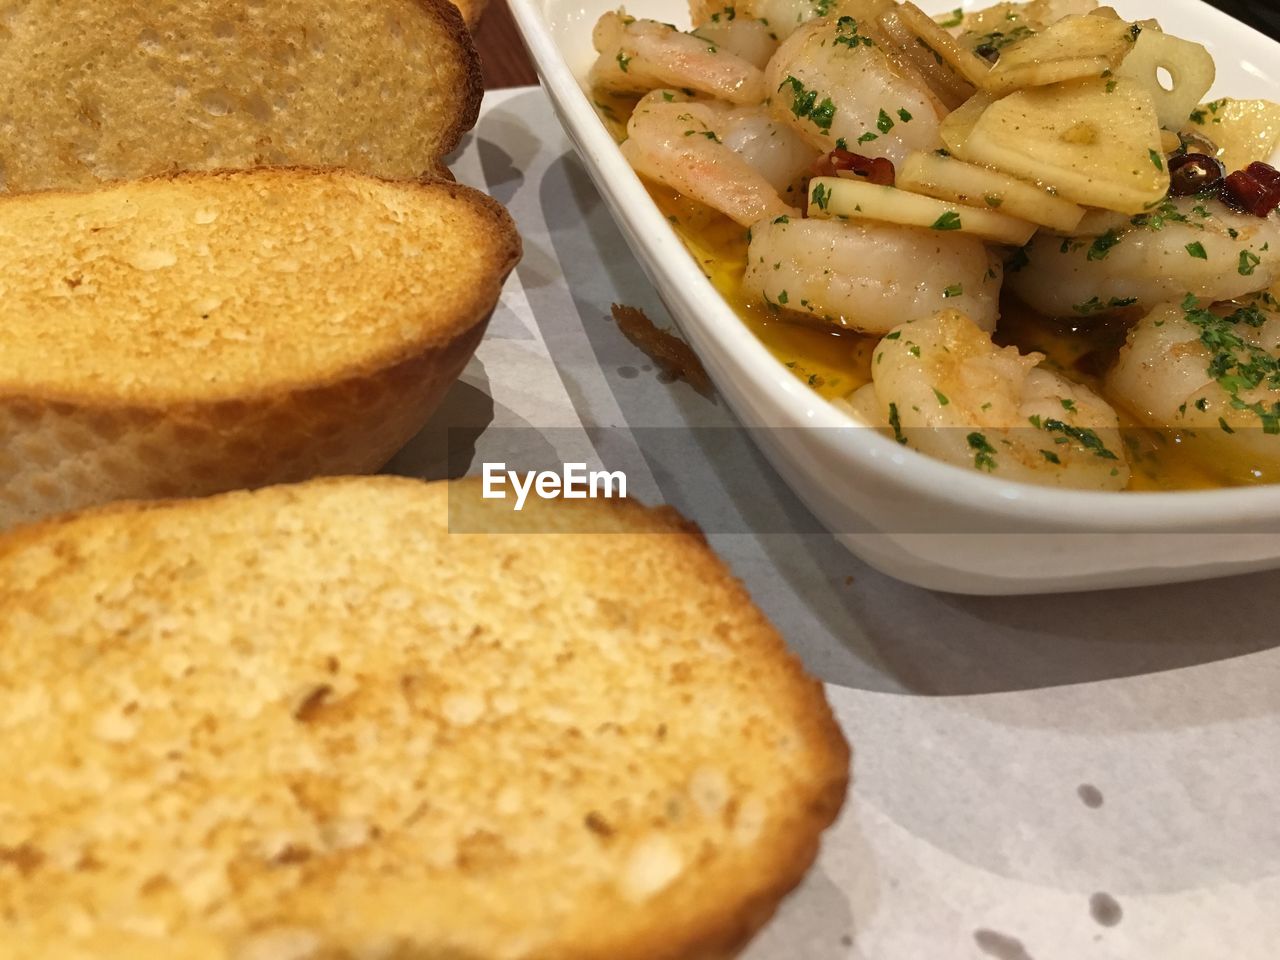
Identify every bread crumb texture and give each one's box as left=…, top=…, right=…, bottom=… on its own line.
left=0, top=170, right=514, bottom=400
left=0, top=0, right=480, bottom=194
left=0, top=477, right=849, bottom=960
left=0, top=170, right=519, bottom=529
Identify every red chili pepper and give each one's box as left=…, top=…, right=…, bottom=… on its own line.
left=1222, top=161, right=1280, bottom=217
left=1247, top=161, right=1280, bottom=185
left=810, top=148, right=895, bottom=187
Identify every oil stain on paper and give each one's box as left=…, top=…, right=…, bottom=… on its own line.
left=973, top=928, right=1036, bottom=960
left=1077, top=784, right=1104, bottom=808
left=1090, top=892, right=1124, bottom=927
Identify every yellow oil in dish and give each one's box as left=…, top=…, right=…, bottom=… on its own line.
left=646, top=184, right=877, bottom=401
left=598, top=95, right=1254, bottom=492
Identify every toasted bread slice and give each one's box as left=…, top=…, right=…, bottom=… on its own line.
left=0, top=476, right=850, bottom=960
left=0, top=169, right=520, bottom=530
left=0, top=0, right=481, bottom=194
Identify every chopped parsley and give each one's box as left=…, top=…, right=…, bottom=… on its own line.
left=971, top=24, right=1034, bottom=53
left=943, top=283, right=963, bottom=298
left=779, top=76, right=836, bottom=132
left=1180, top=294, right=1280, bottom=433
left=1149, top=149, right=1165, bottom=171
left=877, top=109, right=895, bottom=134
left=1040, top=449, right=1062, bottom=464
left=1186, top=241, right=1208, bottom=259
left=833, top=16, right=875, bottom=48
left=967, top=432, right=997, bottom=471
left=857, top=130, right=879, bottom=144
left=1074, top=295, right=1138, bottom=314
left=888, top=402, right=907, bottom=444
left=1130, top=201, right=1197, bottom=232
left=938, top=7, right=964, bottom=28
left=1030, top=416, right=1120, bottom=460
left=931, top=211, right=963, bottom=231
left=1189, top=98, right=1229, bottom=125
left=810, top=181, right=832, bottom=211
left=933, top=388, right=950, bottom=406
left=1086, top=230, right=1122, bottom=261
left=1240, top=250, right=1262, bottom=276
left=811, top=97, right=836, bottom=131
left=898, top=107, right=913, bottom=123
left=616, top=51, right=631, bottom=72
left=984, top=193, right=1004, bottom=208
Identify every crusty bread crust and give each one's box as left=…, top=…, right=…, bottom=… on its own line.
left=0, top=0, right=484, bottom=194
left=414, top=0, right=485, bottom=149
left=0, top=477, right=850, bottom=960
left=0, top=169, right=521, bottom=528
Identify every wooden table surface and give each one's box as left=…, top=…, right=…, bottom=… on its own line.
left=474, top=0, right=539, bottom=90
left=471, top=0, right=1279, bottom=93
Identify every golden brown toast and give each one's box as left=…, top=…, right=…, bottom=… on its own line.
left=0, top=0, right=482, bottom=194
left=0, top=169, right=520, bottom=529
left=0, top=475, right=850, bottom=960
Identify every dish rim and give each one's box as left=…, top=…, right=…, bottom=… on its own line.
left=506, top=0, right=1280, bottom=529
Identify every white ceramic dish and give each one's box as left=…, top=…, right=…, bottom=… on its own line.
left=506, top=0, right=1280, bottom=594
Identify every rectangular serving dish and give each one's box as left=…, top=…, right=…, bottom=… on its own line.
left=507, top=0, right=1280, bottom=594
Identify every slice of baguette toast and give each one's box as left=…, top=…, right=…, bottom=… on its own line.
left=0, top=168, right=520, bottom=530
left=0, top=475, right=850, bottom=960
left=0, top=0, right=482, bottom=194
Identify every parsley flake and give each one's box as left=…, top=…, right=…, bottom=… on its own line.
left=888, top=403, right=907, bottom=444
left=1087, top=230, right=1122, bottom=261
left=967, top=432, right=997, bottom=471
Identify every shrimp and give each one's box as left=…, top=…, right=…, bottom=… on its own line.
left=621, top=92, right=797, bottom=226
left=1008, top=197, right=1280, bottom=318
left=742, top=217, right=1002, bottom=333
left=734, top=0, right=896, bottom=41
left=691, top=14, right=779, bottom=69
left=590, top=11, right=767, bottom=106
left=1107, top=296, right=1280, bottom=482
left=715, top=104, right=818, bottom=196
left=764, top=17, right=943, bottom=166
left=865, top=310, right=1131, bottom=489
